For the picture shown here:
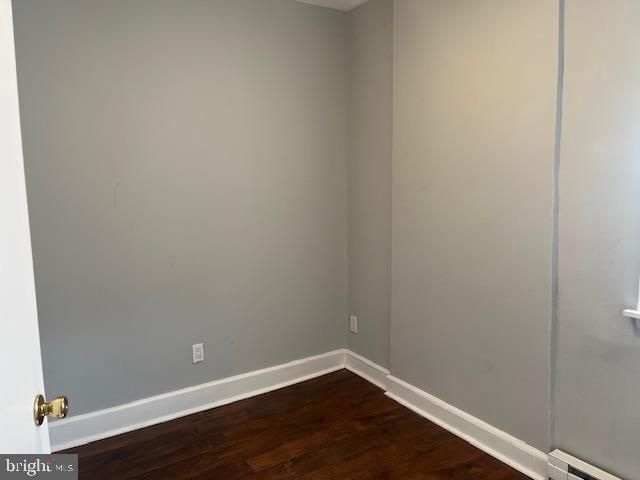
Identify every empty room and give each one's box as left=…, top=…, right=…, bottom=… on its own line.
left=1, top=0, right=638, bottom=479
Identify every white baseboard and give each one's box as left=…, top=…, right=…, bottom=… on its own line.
left=385, top=375, right=548, bottom=480
left=344, top=350, right=389, bottom=389
left=51, top=348, right=548, bottom=480
left=50, top=349, right=346, bottom=452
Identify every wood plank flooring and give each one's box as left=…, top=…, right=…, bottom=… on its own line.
left=64, top=370, right=530, bottom=479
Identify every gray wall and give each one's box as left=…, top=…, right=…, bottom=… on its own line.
left=554, top=1, right=640, bottom=477
left=13, top=0, right=349, bottom=416
left=347, top=0, right=393, bottom=368
left=391, top=0, right=558, bottom=450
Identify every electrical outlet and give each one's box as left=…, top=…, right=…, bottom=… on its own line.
left=349, top=315, right=358, bottom=334
left=192, top=343, right=204, bottom=364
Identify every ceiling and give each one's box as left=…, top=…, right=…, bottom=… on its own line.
left=296, top=0, right=370, bottom=11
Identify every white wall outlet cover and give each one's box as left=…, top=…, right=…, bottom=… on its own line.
left=349, top=315, right=358, bottom=334
left=192, top=343, right=204, bottom=364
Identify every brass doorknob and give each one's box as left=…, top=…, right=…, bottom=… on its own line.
left=33, top=394, right=69, bottom=426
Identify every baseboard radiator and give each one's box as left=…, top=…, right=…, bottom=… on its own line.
left=547, top=450, right=621, bottom=480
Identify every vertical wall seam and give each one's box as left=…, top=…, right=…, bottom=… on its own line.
left=346, top=9, right=354, bottom=351
left=548, top=0, right=565, bottom=453
left=388, top=0, right=397, bottom=374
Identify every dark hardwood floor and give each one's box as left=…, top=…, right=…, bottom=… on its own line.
left=64, top=370, right=529, bottom=479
